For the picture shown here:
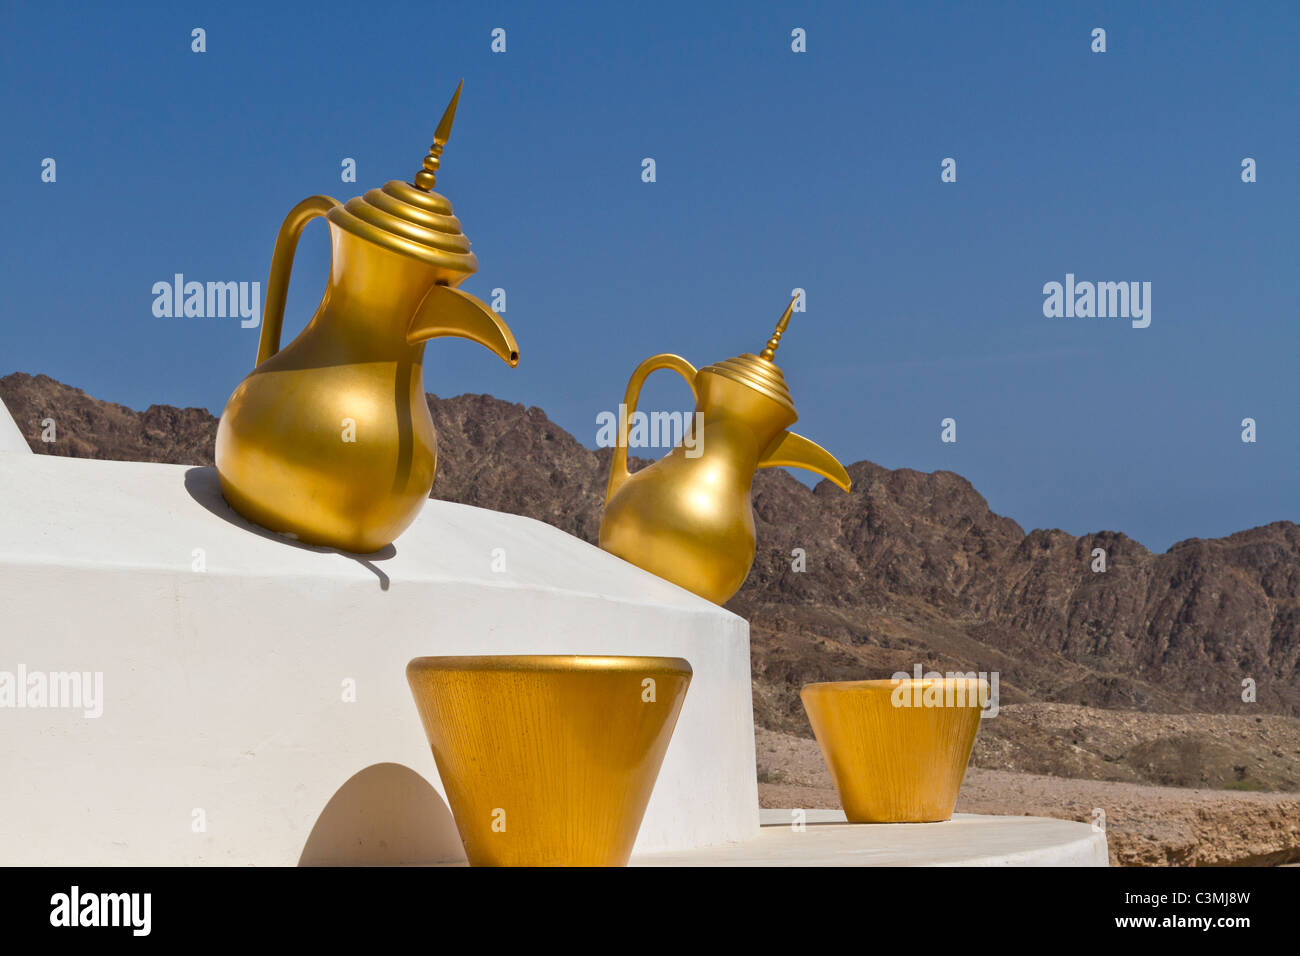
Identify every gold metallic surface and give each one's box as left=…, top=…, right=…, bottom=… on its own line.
left=599, top=296, right=850, bottom=604
left=801, top=678, right=988, bottom=823
left=215, top=83, right=518, bottom=553
left=413, top=78, right=461, bottom=191
left=406, top=655, right=692, bottom=867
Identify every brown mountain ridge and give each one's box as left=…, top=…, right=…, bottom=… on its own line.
left=3, top=371, right=1297, bottom=731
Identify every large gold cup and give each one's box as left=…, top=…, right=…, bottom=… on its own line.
left=801, top=678, right=987, bottom=823
left=406, top=655, right=691, bottom=866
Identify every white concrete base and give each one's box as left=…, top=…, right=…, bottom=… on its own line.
left=0, top=397, right=29, bottom=454
left=0, top=454, right=758, bottom=865
left=629, top=810, right=1109, bottom=866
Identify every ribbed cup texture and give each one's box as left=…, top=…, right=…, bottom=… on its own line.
left=407, top=655, right=691, bottom=866
left=801, top=678, right=987, bottom=823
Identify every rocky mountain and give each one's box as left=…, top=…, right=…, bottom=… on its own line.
left=4, top=371, right=1297, bottom=732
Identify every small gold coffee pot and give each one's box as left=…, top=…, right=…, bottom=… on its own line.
left=599, top=296, right=850, bottom=604
left=215, top=83, right=519, bottom=553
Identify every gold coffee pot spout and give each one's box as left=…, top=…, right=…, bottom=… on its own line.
left=402, top=81, right=518, bottom=365
left=256, top=81, right=519, bottom=369
left=331, top=80, right=518, bottom=366
left=406, top=284, right=519, bottom=366
left=216, top=81, right=519, bottom=555
left=748, top=295, right=851, bottom=492
left=598, top=294, right=850, bottom=605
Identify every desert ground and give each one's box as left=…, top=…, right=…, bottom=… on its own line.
left=757, top=703, right=1300, bottom=866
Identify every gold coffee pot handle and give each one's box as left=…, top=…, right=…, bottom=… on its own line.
left=605, top=353, right=699, bottom=504
left=256, top=195, right=341, bottom=366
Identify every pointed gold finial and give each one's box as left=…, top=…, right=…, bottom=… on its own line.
left=413, top=80, right=464, bottom=191
left=759, top=294, right=797, bottom=361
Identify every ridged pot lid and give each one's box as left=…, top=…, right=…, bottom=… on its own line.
left=700, top=353, right=795, bottom=412
left=698, top=296, right=800, bottom=413
left=328, top=181, right=477, bottom=274
left=327, top=80, right=478, bottom=275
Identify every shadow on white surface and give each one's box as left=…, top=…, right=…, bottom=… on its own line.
left=298, top=763, right=465, bottom=866
left=183, top=465, right=398, bottom=588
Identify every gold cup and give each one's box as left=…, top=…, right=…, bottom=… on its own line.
left=801, top=678, right=988, bottom=823
left=406, top=655, right=691, bottom=866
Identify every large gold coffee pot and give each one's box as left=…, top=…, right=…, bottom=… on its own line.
left=215, top=83, right=519, bottom=553
left=599, top=297, right=850, bottom=604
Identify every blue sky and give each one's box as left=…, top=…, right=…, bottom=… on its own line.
left=3, top=0, right=1296, bottom=551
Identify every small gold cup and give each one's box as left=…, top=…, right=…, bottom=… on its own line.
left=801, top=678, right=988, bottom=823
left=406, top=655, right=691, bottom=866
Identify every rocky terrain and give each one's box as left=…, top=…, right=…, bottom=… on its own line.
left=4, top=372, right=1298, bottom=863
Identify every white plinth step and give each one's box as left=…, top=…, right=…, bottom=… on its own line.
left=0, top=397, right=29, bottom=454
left=0, top=454, right=757, bottom=864
left=0, top=453, right=1108, bottom=868
left=629, top=810, right=1109, bottom=866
